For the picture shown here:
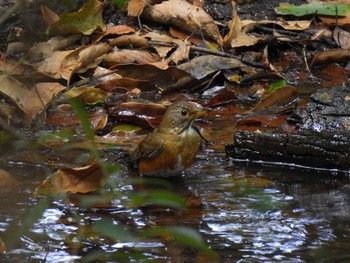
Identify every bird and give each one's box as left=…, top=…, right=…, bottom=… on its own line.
left=130, top=100, right=209, bottom=177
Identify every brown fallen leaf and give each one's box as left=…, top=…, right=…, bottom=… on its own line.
left=35, top=163, right=105, bottom=196
left=314, top=63, right=349, bottom=86
left=32, top=50, right=74, bottom=79
left=60, top=42, right=111, bottom=80
left=0, top=75, right=66, bottom=124
left=251, top=85, right=298, bottom=113
left=0, top=237, right=5, bottom=253
left=40, top=5, right=60, bottom=26
left=103, top=49, right=160, bottom=66
left=127, top=0, right=159, bottom=17
left=94, top=25, right=136, bottom=42
left=178, top=55, right=242, bottom=79
left=107, top=101, right=166, bottom=128
left=89, top=107, right=108, bottom=131
left=0, top=169, right=18, bottom=191
left=145, top=31, right=182, bottom=58
left=142, top=0, right=222, bottom=45
left=27, top=35, right=81, bottom=62
left=109, top=33, right=150, bottom=48
left=310, top=49, right=350, bottom=68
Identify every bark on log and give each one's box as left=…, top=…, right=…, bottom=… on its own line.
left=226, top=131, right=350, bottom=174
left=226, top=86, right=350, bottom=175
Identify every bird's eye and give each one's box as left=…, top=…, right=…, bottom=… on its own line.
left=181, top=110, right=188, bottom=116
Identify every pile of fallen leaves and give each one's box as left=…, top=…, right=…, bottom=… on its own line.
left=1, top=0, right=350, bottom=194
left=1, top=0, right=349, bottom=128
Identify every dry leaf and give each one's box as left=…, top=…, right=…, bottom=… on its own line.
left=169, top=40, right=190, bottom=64
left=60, top=43, right=111, bottom=80
left=333, top=26, right=350, bottom=49
left=40, top=5, right=60, bottom=26
left=0, top=75, right=66, bottom=124
left=32, top=50, right=74, bottom=79
left=142, top=0, right=222, bottom=45
left=109, top=33, right=149, bottom=48
left=103, top=49, right=160, bottom=65
left=223, top=8, right=258, bottom=48
left=95, top=25, right=136, bottom=42
left=35, top=163, right=105, bottom=196
left=127, top=0, right=160, bottom=17
left=27, top=35, right=81, bottom=62
left=178, top=55, right=242, bottom=79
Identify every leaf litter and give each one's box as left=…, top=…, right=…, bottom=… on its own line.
left=1, top=0, right=350, bottom=195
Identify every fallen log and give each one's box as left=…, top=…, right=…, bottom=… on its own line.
left=226, top=86, right=350, bottom=175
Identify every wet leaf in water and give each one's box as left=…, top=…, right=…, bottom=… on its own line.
left=47, top=0, right=106, bottom=35
left=0, top=237, right=5, bottom=253
left=0, top=169, right=17, bottom=190
left=311, top=49, right=350, bottom=68
left=251, top=85, right=298, bottom=113
left=130, top=190, right=186, bottom=209
left=314, top=63, right=349, bottom=86
left=35, top=163, right=106, bottom=196
left=107, top=101, right=166, bottom=128
left=88, top=107, right=108, bottom=131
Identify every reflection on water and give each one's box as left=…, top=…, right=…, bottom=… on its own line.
left=1, top=152, right=350, bottom=262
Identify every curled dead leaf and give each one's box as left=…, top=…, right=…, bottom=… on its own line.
left=60, top=43, right=111, bottom=80
left=35, top=163, right=105, bottom=196
left=142, top=0, right=222, bottom=45
left=0, top=75, right=66, bottom=124
left=103, top=50, right=160, bottom=66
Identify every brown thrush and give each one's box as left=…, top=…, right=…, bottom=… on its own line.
left=131, top=101, right=209, bottom=177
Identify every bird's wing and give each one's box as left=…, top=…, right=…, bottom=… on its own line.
left=131, top=132, right=165, bottom=161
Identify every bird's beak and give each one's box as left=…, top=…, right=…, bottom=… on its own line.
left=193, top=107, right=211, bottom=119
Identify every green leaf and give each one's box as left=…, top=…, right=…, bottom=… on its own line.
left=112, top=124, right=142, bottom=132
left=111, top=0, right=128, bottom=10
left=48, top=0, right=106, bottom=35
left=267, top=79, right=287, bottom=93
left=130, top=190, right=186, bottom=209
left=275, top=2, right=350, bottom=17
left=93, top=218, right=137, bottom=242
left=145, top=226, right=215, bottom=254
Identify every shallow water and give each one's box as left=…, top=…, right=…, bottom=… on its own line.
left=1, top=148, right=350, bottom=262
